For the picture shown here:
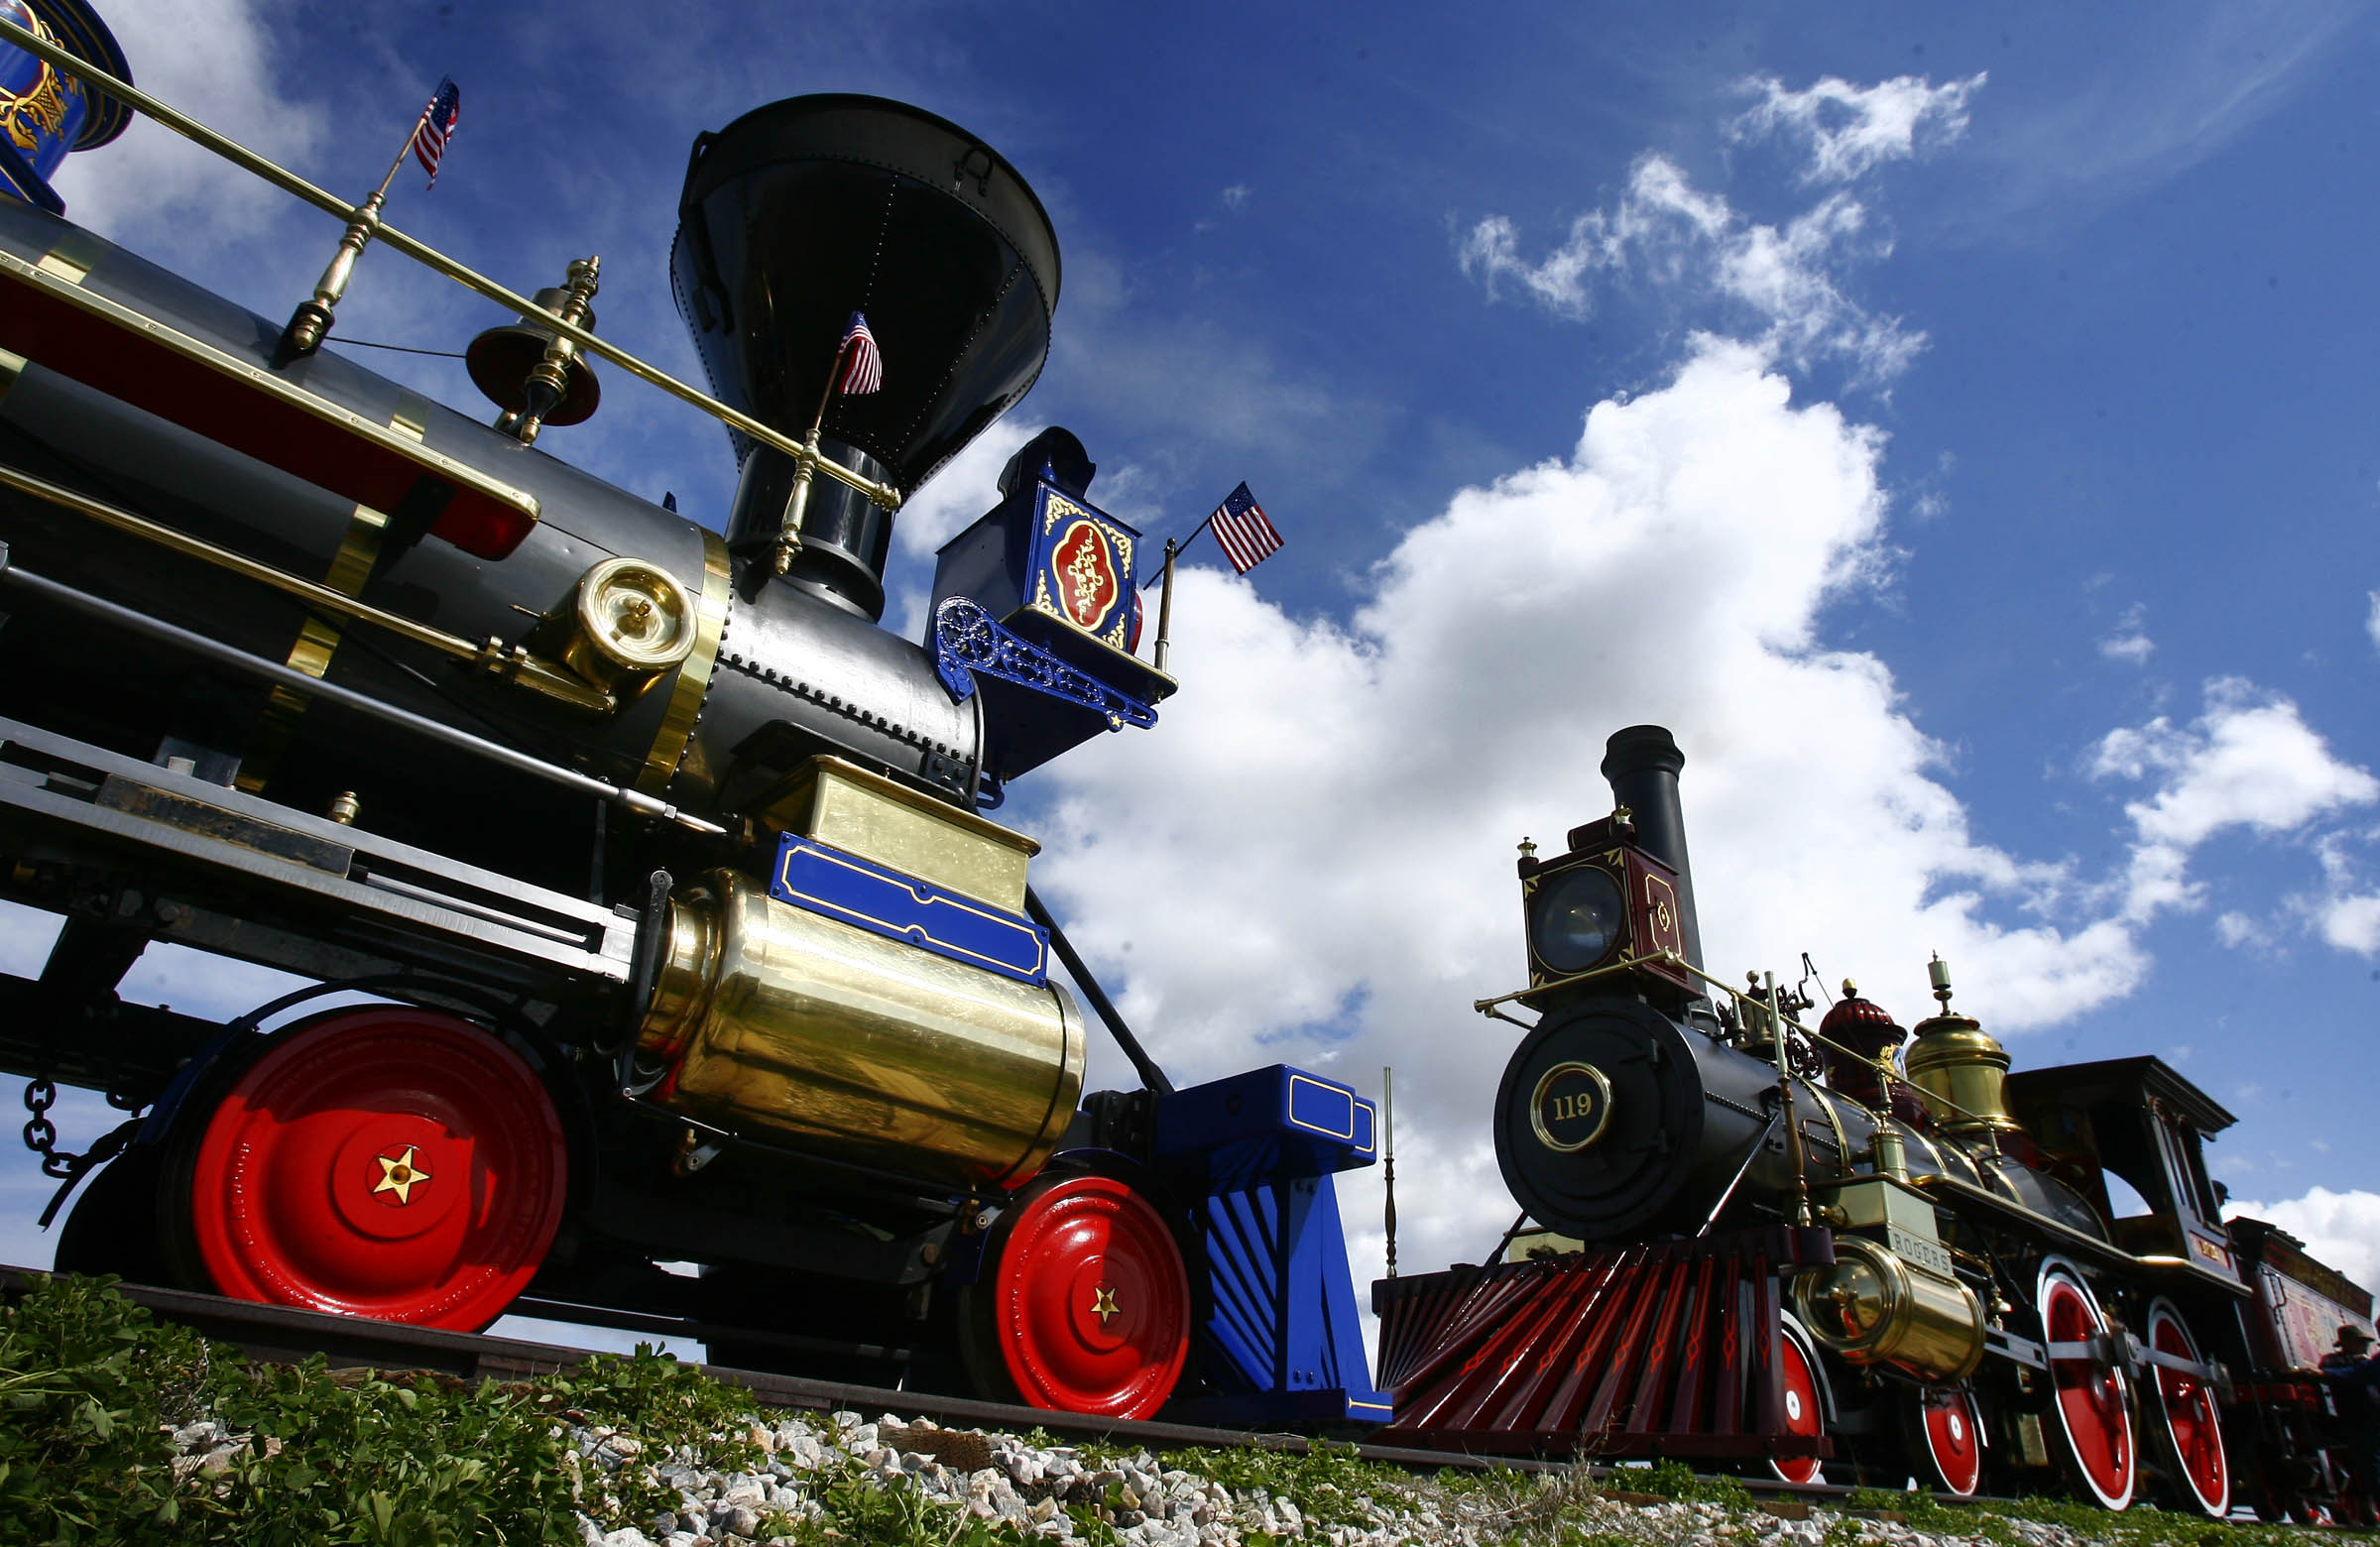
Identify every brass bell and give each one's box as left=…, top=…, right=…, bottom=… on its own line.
left=466, top=288, right=601, bottom=427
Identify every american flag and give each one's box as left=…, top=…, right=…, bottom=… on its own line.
left=834, top=311, right=883, bottom=395
left=1208, top=481, right=1283, bottom=574
left=412, top=77, right=461, bottom=188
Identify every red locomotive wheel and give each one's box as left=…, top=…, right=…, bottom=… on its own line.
left=1769, top=1316, right=1828, bottom=1486
left=974, top=1172, right=1190, bottom=1420
left=1918, top=1385, right=1984, bottom=1497
left=2039, top=1262, right=2135, bottom=1510
left=182, top=1008, right=566, bottom=1331
left=2145, top=1297, right=2228, bottom=1516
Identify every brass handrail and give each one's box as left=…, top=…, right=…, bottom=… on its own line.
left=0, top=460, right=611, bottom=711
left=1475, top=946, right=2000, bottom=1130
left=0, top=14, right=900, bottom=514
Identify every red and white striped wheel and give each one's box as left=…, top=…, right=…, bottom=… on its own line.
left=1919, top=1384, right=1984, bottom=1497
left=1769, top=1314, right=1829, bottom=1485
left=2039, top=1259, right=2134, bottom=1510
left=2145, top=1297, right=2228, bottom=1516
left=180, top=1008, right=566, bottom=1331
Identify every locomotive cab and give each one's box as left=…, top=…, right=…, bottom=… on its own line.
left=2007, top=1056, right=2238, bottom=1281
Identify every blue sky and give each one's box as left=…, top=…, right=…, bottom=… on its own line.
left=9, top=0, right=2380, bottom=1309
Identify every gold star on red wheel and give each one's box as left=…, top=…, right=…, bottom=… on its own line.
left=372, top=1145, right=431, bottom=1205
left=1091, top=1285, right=1120, bottom=1325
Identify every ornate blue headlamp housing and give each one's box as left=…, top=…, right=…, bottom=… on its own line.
left=929, top=426, right=1176, bottom=782
left=0, top=0, right=133, bottom=215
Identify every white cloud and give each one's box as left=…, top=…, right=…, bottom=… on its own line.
left=1026, top=337, right=2150, bottom=1276
left=1459, top=155, right=1928, bottom=383
left=2229, top=1187, right=2380, bottom=1291
left=2366, top=590, right=2380, bottom=653
left=1733, top=73, right=1986, bottom=184
left=46, top=0, right=329, bottom=250
left=2319, top=894, right=2380, bottom=955
left=2091, top=679, right=2379, bottom=922
left=2098, top=603, right=2154, bottom=664
left=894, top=418, right=1044, bottom=562
left=1959, top=6, right=2363, bottom=232
left=2305, top=831, right=2380, bottom=956
left=2214, top=910, right=2273, bottom=951
left=1220, top=183, right=1250, bottom=210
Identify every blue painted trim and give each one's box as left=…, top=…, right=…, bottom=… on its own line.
left=771, top=834, right=1048, bottom=985
left=1286, top=1073, right=1376, bottom=1155
left=0, top=133, right=62, bottom=215
left=1151, top=1064, right=1392, bottom=1424
left=932, top=596, right=1157, bottom=730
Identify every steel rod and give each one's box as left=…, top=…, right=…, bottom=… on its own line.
left=1024, top=887, right=1173, bottom=1096
left=0, top=460, right=607, bottom=710
left=0, top=545, right=720, bottom=834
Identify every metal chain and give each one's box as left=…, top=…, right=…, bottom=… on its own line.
left=21, top=1077, right=71, bottom=1178
left=20, top=1077, right=140, bottom=1180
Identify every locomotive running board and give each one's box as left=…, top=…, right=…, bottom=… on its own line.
left=0, top=242, right=541, bottom=559
left=0, top=714, right=633, bottom=993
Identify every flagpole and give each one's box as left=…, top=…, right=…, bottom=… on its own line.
left=1151, top=538, right=1178, bottom=671
left=771, top=335, right=860, bottom=575
left=278, top=97, right=439, bottom=362
left=1382, top=1065, right=1398, bottom=1278
left=1139, top=509, right=1220, bottom=591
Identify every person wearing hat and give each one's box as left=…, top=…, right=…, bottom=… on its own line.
left=2323, top=1325, right=2380, bottom=1518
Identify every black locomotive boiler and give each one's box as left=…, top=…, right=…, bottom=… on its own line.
left=1375, top=725, right=2367, bottom=1518
left=0, top=5, right=1385, bottom=1427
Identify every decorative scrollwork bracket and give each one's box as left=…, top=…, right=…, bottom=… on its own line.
left=931, top=596, right=1157, bottom=732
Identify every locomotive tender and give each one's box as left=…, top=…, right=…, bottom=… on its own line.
left=0, top=2, right=1384, bottom=1425
left=1374, top=725, right=2373, bottom=1518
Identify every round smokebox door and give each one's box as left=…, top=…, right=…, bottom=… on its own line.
left=1494, top=997, right=1709, bottom=1241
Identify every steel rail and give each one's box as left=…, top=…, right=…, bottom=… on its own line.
left=0, top=1267, right=1870, bottom=1496
left=0, top=1266, right=1591, bottom=1477
left=0, top=14, right=899, bottom=515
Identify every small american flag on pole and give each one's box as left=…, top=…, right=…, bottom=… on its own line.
left=835, top=311, right=884, bottom=395
left=411, top=77, right=461, bottom=188
left=1208, top=481, right=1283, bottom=574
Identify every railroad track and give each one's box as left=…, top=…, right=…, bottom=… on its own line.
left=2, top=1262, right=1863, bottom=1499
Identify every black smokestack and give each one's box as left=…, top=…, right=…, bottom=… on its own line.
left=671, top=96, right=1061, bottom=620
left=1600, top=724, right=1705, bottom=977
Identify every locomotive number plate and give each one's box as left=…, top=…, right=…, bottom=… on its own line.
left=1529, top=1060, right=1613, bottom=1152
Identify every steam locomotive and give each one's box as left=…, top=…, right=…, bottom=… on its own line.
left=0, top=2, right=1384, bottom=1425
left=1374, top=725, right=2374, bottom=1518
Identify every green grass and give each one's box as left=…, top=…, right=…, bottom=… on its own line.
left=6, top=1274, right=2359, bottom=1547
left=0, top=1273, right=785, bottom=1546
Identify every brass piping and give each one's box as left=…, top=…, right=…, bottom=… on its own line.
left=0, top=460, right=611, bottom=711
left=0, top=15, right=900, bottom=516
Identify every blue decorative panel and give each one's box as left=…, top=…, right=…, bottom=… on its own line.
left=1154, top=1064, right=1376, bottom=1177
left=770, top=834, right=1046, bottom=985
left=928, top=455, right=1175, bottom=782
left=931, top=476, right=1142, bottom=655
left=1153, top=1065, right=1390, bottom=1424
left=0, top=0, right=134, bottom=215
